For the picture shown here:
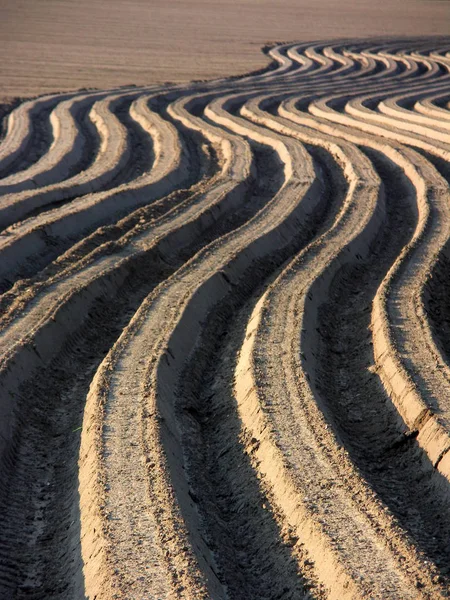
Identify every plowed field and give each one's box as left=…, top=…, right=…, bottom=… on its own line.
left=1, top=38, right=450, bottom=599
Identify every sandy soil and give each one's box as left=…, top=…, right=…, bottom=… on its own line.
left=2, top=34, right=450, bottom=600
left=1, top=0, right=450, bottom=98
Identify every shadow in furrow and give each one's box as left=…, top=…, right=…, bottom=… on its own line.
left=11, top=101, right=106, bottom=225
left=179, top=303, right=321, bottom=600
left=414, top=150, right=450, bottom=395
left=102, top=98, right=155, bottom=189
left=170, top=148, right=346, bottom=599
left=0, top=99, right=22, bottom=142
left=0, top=106, right=206, bottom=296
left=312, top=148, right=450, bottom=584
left=0, top=138, right=284, bottom=597
left=0, top=265, right=170, bottom=599
left=8, top=96, right=155, bottom=226
left=0, top=105, right=55, bottom=180
left=62, top=103, right=102, bottom=181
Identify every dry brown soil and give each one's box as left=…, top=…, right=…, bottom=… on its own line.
left=1, top=0, right=450, bottom=97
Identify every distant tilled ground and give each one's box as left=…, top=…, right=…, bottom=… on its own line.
left=1, top=0, right=450, bottom=97
left=2, top=36, right=450, bottom=600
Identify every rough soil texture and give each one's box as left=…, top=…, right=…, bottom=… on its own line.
left=2, top=37, right=450, bottom=599
left=2, top=0, right=450, bottom=98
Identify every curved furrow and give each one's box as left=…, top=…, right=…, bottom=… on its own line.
left=74, top=48, right=450, bottom=596
left=256, top=79, right=450, bottom=562
left=238, top=97, right=450, bottom=594
left=298, top=68, right=448, bottom=390
left=389, top=89, right=450, bottom=128
left=0, top=130, right=217, bottom=348
left=2, top=38, right=450, bottom=599
left=0, top=93, right=198, bottom=292
left=0, top=49, right=376, bottom=322
left=333, top=55, right=449, bottom=113
left=332, top=90, right=450, bottom=158
left=78, top=105, right=330, bottom=600
left=0, top=91, right=140, bottom=228
left=378, top=90, right=450, bottom=139
left=273, top=49, right=432, bottom=122
left=215, top=51, right=379, bottom=127
left=0, top=94, right=136, bottom=229
left=415, top=90, right=450, bottom=123
left=286, top=44, right=315, bottom=72
left=428, top=51, right=450, bottom=76
left=0, top=93, right=91, bottom=195
left=0, top=88, right=141, bottom=196
left=0, top=44, right=373, bottom=286
left=0, top=83, right=297, bottom=595
left=279, top=80, right=450, bottom=561
left=280, top=94, right=450, bottom=479
left=233, top=147, right=448, bottom=596
left=0, top=92, right=75, bottom=180
left=0, top=83, right=264, bottom=341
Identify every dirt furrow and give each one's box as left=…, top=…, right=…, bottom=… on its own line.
left=172, top=146, right=343, bottom=600
left=0, top=95, right=196, bottom=293
left=0, top=90, right=127, bottom=196
left=279, top=91, right=450, bottom=479
left=311, top=147, right=450, bottom=584
left=78, top=112, right=325, bottom=598
left=0, top=91, right=151, bottom=229
left=229, top=129, right=434, bottom=598
left=0, top=37, right=450, bottom=599
left=0, top=125, right=285, bottom=596
left=0, top=94, right=72, bottom=180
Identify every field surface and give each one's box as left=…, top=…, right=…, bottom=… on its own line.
left=2, top=0, right=450, bottom=98
left=2, top=37, right=450, bottom=600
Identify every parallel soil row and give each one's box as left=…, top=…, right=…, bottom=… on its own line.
left=1, top=37, right=450, bottom=599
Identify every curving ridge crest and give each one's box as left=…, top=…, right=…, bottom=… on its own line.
left=0, top=36, right=450, bottom=599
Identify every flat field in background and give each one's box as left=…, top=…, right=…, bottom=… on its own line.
left=1, top=0, right=450, bottom=98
